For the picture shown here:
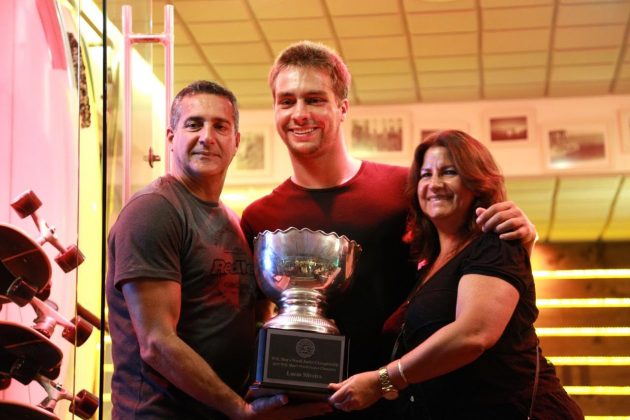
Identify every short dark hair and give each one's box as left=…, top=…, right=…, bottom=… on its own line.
left=406, top=130, right=507, bottom=262
left=268, top=41, right=351, bottom=102
left=170, top=80, right=239, bottom=132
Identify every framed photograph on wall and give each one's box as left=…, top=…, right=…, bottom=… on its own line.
left=347, top=113, right=410, bottom=157
left=541, top=122, right=611, bottom=170
left=415, top=121, right=470, bottom=143
left=619, top=109, right=630, bottom=153
left=483, top=110, right=535, bottom=144
left=230, top=126, right=272, bottom=181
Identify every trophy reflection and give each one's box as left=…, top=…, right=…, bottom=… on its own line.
left=247, top=227, right=362, bottom=401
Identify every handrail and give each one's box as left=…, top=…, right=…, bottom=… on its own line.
left=121, top=4, right=174, bottom=204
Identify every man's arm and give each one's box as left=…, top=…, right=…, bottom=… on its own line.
left=123, top=278, right=335, bottom=419
left=122, top=278, right=331, bottom=419
left=122, top=278, right=261, bottom=417
left=475, top=201, right=538, bottom=256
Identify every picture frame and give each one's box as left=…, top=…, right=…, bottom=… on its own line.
left=229, top=125, right=273, bottom=181
left=415, top=121, right=470, bottom=143
left=618, top=109, right=630, bottom=153
left=346, top=112, right=410, bottom=157
left=541, top=122, right=611, bottom=171
left=482, top=110, right=535, bottom=144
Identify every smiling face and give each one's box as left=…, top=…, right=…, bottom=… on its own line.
left=272, top=66, right=348, bottom=158
left=417, top=146, right=476, bottom=230
left=167, top=93, right=240, bottom=184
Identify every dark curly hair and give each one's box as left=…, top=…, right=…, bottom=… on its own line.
left=170, top=80, right=239, bottom=132
left=406, top=130, right=506, bottom=263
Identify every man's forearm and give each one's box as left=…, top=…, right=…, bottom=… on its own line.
left=142, top=333, right=246, bottom=418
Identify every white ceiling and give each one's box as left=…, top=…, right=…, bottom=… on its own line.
left=108, top=0, right=630, bottom=107
left=506, top=175, right=630, bottom=242
left=103, top=0, right=630, bottom=242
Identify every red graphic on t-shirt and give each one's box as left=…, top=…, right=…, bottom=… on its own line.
left=218, top=276, right=240, bottom=309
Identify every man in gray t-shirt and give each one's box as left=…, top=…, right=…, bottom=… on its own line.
left=106, top=81, right=330, bottom=419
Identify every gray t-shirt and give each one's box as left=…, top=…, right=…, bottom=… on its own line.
left=106, top=175, right=256, bottom=419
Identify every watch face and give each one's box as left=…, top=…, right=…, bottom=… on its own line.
left=378, top=367, right=399, bottom=400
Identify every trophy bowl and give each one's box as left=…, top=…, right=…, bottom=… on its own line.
left=254, top=227, right=362, bottom=335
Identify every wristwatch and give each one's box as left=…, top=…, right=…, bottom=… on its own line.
left=377, top=367, right=399, bottom=400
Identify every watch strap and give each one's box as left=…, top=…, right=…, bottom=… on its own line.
left=378, top=366, right=399, bottom=399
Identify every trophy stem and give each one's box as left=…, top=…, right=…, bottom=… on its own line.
left=264, top=288, right=340, bottom=335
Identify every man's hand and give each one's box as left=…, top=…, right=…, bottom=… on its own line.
left=475, top=201, right=537, bottom=255
left=239, top=394, right=332, bottom=419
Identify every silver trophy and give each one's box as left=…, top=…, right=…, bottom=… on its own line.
left=248, top=227, right=362, bottom=400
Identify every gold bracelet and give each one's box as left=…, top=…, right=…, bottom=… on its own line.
left=397, top=359, right=409, bottom=385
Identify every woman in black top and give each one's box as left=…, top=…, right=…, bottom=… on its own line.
left=329, top=130, right=583, bottom=419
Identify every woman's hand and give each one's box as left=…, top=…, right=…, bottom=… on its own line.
left=328, top=371, right=381, bottom=412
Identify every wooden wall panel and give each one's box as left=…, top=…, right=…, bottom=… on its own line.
left=555, top=365, right=630, bottom=386
left=539, top=336, right=630, bottom=356
left=535, top=278, right=630, bottom=298
left=571, top=395, right=630, bottom=416
left=536, top=307, right=630, bottom=327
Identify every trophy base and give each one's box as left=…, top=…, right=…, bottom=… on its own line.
left=245, top=382, right=329, bottom=402
left=247, top=328, right=348, bottom=403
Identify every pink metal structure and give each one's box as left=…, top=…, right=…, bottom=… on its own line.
left=1, top=0, right=81, bottom=404
left=122, top=4, right=174, bottom=204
